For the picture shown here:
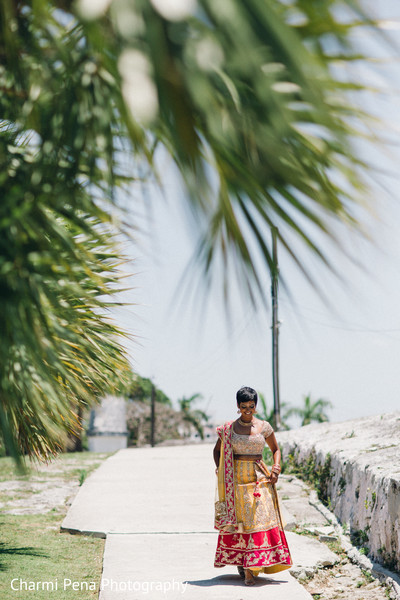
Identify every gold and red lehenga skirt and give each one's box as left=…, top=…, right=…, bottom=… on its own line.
left=214, top=422, right=292, bottom=575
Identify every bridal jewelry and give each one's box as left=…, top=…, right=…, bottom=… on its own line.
left=238, top=418, right=255, bottom=427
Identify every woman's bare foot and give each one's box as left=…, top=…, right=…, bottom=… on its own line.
left=244, top=569, right=255, bottom=586
left=237, top=566, right=245, bottom=579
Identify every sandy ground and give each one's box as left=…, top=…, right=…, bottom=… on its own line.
left=0, top=453, right=110, bottom=514
left=304, top=558, right=392, bottom=600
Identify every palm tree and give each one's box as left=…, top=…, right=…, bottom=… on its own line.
left=177, top=394, right=210, bottom=440
left=286, top=394, right=333, bottom=427
left=128, top=373, right=172, bottom=406
left=76, top=0, right=374, bottom=306
left=257, top=393, right=290, bottom=431
left=0, top=0, right=382, bottom=463
left=0, top=6, right=132, bottom=465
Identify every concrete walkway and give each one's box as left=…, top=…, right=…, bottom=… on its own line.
left=61, top=444, right=337, bottom=599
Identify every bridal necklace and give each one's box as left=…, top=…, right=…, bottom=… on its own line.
left=238, top=418, right=255, bottom=427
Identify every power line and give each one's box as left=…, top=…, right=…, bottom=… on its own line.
left=280, top=300, right=400, bottom=338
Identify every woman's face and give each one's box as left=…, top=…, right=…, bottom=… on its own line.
left=237, top=400, right=257, bottom=418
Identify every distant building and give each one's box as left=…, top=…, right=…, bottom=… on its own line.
left=87, top=395, right=128, bottom=452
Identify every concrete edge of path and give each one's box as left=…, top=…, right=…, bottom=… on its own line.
left=60, top=526, right=106, bottom=538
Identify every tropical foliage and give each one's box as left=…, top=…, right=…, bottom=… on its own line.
left=257, top=392, right=290, bottom=431
left=0, top=2, right=133, bottom=465
left=177, top=393, right=210, bottom=440
left=74, top=0, right=374, bottom=304
left=286, top=394, right=333, bottom=426
left=126, top=386, right=209, bottom=445
left=0, top=0, right=382, bottom=463
left=127, top=373, right=172, bottom=405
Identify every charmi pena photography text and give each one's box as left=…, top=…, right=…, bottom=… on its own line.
left=10, top=578, right=188, bottom=594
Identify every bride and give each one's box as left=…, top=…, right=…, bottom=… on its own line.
left=213, top=386, right=292, bottom=586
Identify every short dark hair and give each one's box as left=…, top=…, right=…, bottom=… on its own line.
left=236, top=386, right=258, bottom=405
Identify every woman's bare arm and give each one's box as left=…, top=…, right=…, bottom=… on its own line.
left=266, top=432, right=281, bottom=484
left=213, top=438, right=221, bottom=468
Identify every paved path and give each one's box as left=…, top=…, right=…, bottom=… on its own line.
left=61, top=444, right=336, bottom=599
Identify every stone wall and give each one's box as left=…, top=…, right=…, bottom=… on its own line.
left=276, top=412, right=400, bottom=571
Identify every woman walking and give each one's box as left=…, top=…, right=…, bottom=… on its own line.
left=213, top=386, right=292, bottom=586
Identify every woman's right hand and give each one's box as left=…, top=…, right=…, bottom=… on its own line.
left=267, top=471, right=279, bottom=485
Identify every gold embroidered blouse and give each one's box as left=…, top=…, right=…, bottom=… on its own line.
left=231, top=421, right=274, bottom=454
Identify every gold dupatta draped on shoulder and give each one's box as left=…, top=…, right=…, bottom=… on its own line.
left=214, top=421, right=237, bottom=530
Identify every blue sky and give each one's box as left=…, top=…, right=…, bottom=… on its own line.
left=111, top=3, right=400, bottom=428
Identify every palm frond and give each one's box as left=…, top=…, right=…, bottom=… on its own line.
left=0, top=0, right=387, bottom=463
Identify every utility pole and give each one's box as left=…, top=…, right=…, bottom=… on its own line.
left=271, top=227, right=282, bottom=431
left=150, top=383, right=156, bottom=447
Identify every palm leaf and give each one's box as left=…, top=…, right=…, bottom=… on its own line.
left=72, top=0, right=382, bottom=309
left=0, top=0, right=386, bottom=463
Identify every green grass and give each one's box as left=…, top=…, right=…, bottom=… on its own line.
left=0, top=451, right=112, bottom=599
left=361, top=568, right=374, bottom=583
left=0, top=511, right=104, bottom=599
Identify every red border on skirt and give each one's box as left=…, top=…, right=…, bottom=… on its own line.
left=214, top=527, right=292, bottom=569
